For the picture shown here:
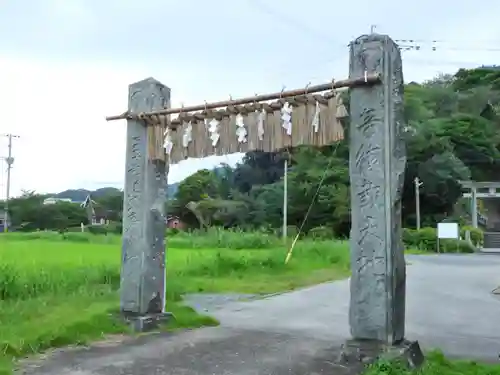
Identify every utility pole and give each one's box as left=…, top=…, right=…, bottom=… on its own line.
left=2, top=134, right=19, bottom=232
left=414, top=177, right=423, bottom=230
left=283, top=157, right=288, bottom=242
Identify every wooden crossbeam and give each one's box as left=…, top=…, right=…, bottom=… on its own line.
left=106, top=74, right=381, bottom=121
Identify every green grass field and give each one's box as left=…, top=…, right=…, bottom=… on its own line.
left=1, top=230, right=499, bottom=375
left=0, top=230, right=350, bottom=374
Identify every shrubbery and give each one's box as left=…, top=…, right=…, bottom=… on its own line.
left=2, top=225, right=484, bottom=254
left=403, top=226, right=483, bottom=253
left=308, top=226, right=334, bottom=240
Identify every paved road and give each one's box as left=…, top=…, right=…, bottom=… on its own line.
left=18, top=254, right=500, bottom=374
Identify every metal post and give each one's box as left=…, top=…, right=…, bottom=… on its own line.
left=3, top=134, right=18, bottom=232
left=414, top=177, right=422, bottom=230
left=471, top=186, right=478, bottom=228
left=283, top=159, right=288, bottom=241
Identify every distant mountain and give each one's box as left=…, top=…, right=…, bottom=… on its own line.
left=54, top=184, right=179, bottom=202
left=52, top=165, right=231, bottom=202
left=54, top=188, right=121, bottom=202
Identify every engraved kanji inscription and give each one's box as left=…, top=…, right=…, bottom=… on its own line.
left=357, top=255, right=385, bottom=273
left=357, top=178, right=381, bottom=209
left=357, top=215, right=383, bottom=246
left=355, top=143, right=381, bottom=171
left=356, top=108, right=382, bottom=136
left=130, top=136, right=142, bottom=160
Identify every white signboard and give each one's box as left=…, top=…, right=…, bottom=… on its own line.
left=437, top=222, right=459, bottom=239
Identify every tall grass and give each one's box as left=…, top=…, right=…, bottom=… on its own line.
left=0, top=237, right=350, bottom=301
left=2, top=227, right=284, bottom=249
left=0, top=230, right=350, bottom=374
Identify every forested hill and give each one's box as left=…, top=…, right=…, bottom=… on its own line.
left=54, top=184, right=180, bottom=202
left=54, top=188, right=121, bottom=202
left=53, top=165, right=233, bottom=201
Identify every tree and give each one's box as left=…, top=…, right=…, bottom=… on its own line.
left=233, top=150, right=288, bottom=193
left=4, top=193, right=88, bottom=231
left=95, top=190, right=124, bottom=222
left=171, top=169, right=222, bottom=226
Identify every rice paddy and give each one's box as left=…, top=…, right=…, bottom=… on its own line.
left=0, top=230, right=350, bottom=374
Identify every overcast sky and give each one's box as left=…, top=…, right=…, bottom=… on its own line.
left=1, top=0, right=500, bottom=198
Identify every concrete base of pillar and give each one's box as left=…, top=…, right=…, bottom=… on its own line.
left=338, top=338, right=424, bottom=370
left=123, top=312, right=172, bottom=332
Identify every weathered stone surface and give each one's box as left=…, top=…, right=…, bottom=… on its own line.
left=348, top=34, right=406, bottom=344
left=338, top=339, right=424, bottom=370
left=125, top=313, right=172, bottom=332
left=120, top=77, right=171, bottom=324
left=382, top=340, right=425, bottom=369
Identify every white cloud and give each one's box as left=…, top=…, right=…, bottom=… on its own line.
left=0, top=57, right=131, bottom=197
left=2, top=0, right=500, bottom=199
left=0, top=56, right=244, bottom=198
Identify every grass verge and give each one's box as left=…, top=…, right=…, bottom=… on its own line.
left=366, top=351, right=500, bottom=375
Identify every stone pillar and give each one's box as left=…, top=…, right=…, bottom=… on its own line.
left=120, top=77, right=171, bottom=331
left=348, top=34, right=406, bottom=344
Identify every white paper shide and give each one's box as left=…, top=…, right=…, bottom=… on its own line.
left=208, top=118, right=220, bottom=147
left=163, top=128, right=173, bottom=155
left=281, top=102, right=292, bottom=136
left=235, top=113, right=248, bottom=143
left=182, top=121, right=193, bottom=148
left=311, top=101, right=321, bottom=133
left=257, top=109, right=265, bottom=141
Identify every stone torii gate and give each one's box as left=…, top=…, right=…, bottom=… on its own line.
left=106, top=34, right=421, bottom=364
left=460, top=180, right=500, bottom=229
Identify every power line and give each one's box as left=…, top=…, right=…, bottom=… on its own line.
left=241, top=5, right=500, bottom=73
left=402, top=57, right=489, bottom=67
left=399, top=43, right=500, bottom=53
left=260, top=47, right=493, bottom=83
left=396, top=38, right=500, bottom=45
left=240, top=2, right=500, bottom=73
left=244, top=0, right=347, bottom=49
left=245, top=1, right=500, bottom=55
